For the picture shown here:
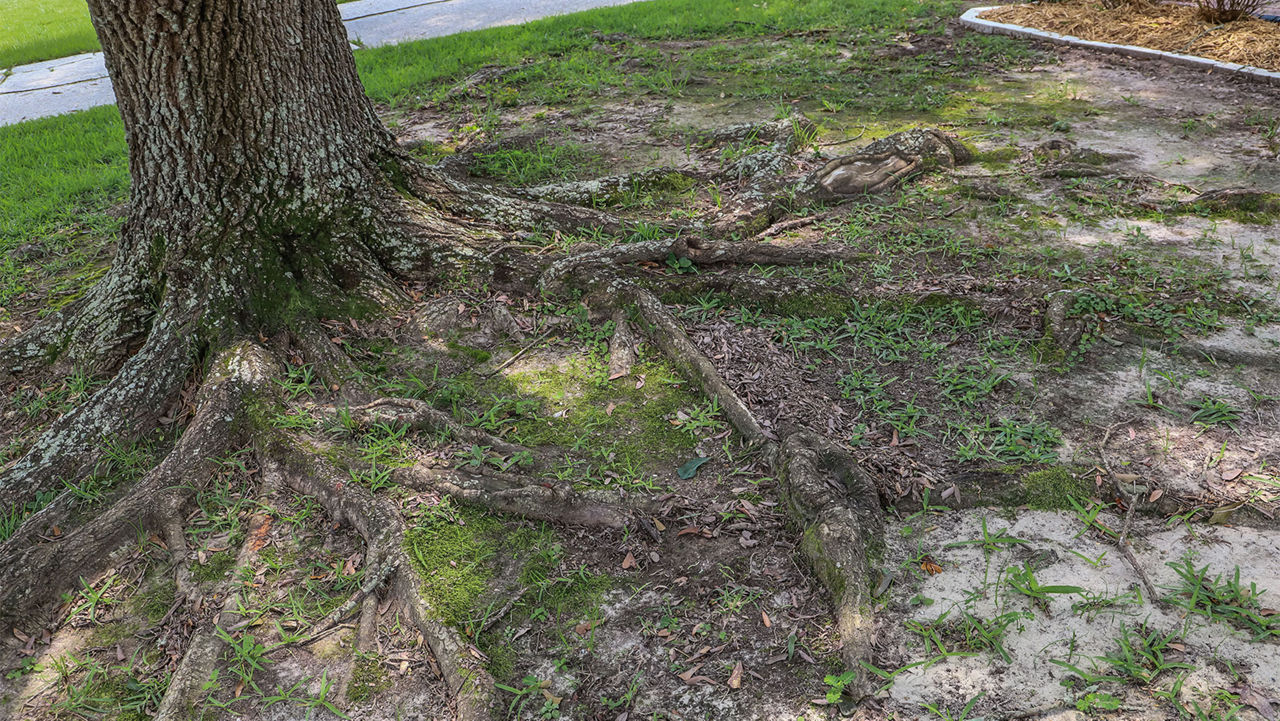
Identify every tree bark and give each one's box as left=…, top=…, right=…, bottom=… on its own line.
left=84, top=0, right=404, bottom=339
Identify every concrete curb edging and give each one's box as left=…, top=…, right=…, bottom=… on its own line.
left=959, top=5, right=1280, bottom=86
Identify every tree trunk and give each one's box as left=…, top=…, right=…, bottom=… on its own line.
left=85, top=0, right=404, bottom=340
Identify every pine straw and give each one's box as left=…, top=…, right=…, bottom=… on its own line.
left=982, top=1, right=1280, bottom=71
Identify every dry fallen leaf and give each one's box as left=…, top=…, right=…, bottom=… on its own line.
left=1148, top=489, right=1164, bottom=503
left=574, top=619, right=602, bottom=636
left=247, top=517, right=273, bottom=552
left=761, top=611, right=772, bottom=628
left=1222, top=468, right=1243, bottom=482
left=921, top=556, right=943, bottom=575
left=621, top=552, right=637, bottom=569
left=728, top=661, right=743, bottom=689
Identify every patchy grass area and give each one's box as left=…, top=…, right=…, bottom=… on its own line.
left=4, top=0, right=1280, bottom=718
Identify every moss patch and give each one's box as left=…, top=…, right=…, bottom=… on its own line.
left=191, top=551, right=235, bottom=582
left=404, top=506, right=503, bottom=627
left=1022, top=466, right=1092, bottom=510
left=347, top=653, right=393, bottom=704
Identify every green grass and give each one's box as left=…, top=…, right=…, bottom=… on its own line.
left=0, top=0, right=99, bottom=69
left=353, top=0, right=946, bottom=104
left=0, top=105, right=127, bottom=310
left=0, top=0, right=363, bottom=69
left=0, top=0, right=1010, bottom=319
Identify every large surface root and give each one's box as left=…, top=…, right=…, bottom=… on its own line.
left=267, top=434, right=497, bottom=721
left=396, top=464, right=641, bottom=528
left=0, top=260, right=156, bottom=380
left=342, top=397, right=530, bottom=458
left=0, top=322, right=196, bottom=512
left=154, top=469, right=280, bottom=721
left=620, top=279, right=888, bottom=697
left=0, top=341, right=277, bottom=629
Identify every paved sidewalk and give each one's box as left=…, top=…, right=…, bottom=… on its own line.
left=0, top=0, right=642, bottom=127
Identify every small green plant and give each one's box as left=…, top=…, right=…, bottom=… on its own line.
left=946, top=516, right=1028, bottom=555
left=1098, top=624, right=1193, bottom=685
left=1166, top=559, right=1279, bottom=640
left=1076, top=691, right=1122, bottom=713
left=665, top=253, right=696, bottom=274
left=1188, top=396, right=1242, bottom=430
left=213, top=627, right=272, bottom=696
left=823, top=669, right=857, bottom=703
left=496, top=675, right=551, bottom=718
left=1004, top=563, right=1083, bottom=611
left=921, top=692, right=985, bottom=721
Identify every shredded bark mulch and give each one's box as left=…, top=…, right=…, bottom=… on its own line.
left=982, top=1, right=1280, bottom=71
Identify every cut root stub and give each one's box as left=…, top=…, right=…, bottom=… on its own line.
left=779, top=432, right=885, bottom=699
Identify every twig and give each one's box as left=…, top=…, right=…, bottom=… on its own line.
left=1095, top=419, right=1161, bottom=602
left=479, top=586, right=528, bottom=634
left=272, top=562, right=396, bottom=654
left=481, top=330, right=552, bottom=377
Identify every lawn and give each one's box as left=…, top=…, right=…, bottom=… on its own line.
left=2, top=0, right=989, bottom=313
left=5, top=0, right=1280, bottom=718
left=0, top=0, right=99, bottom=68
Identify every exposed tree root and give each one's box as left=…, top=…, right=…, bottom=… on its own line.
left=540, top=236, right=871, bottom=294
left=267, top=434, right=497, bottom=721
left=405, top=164, right=634, bottom=237
left=0, top=120, right=990, bottom=719
left=616, top=280, right=887, bottom=698
left=0, top=261, right=155, bottom=380
left=0, top=323, right=196, bottom=512
left=395, top=464, right=641, bottom=528
left=518, top=167, right=703, bottom=206
left=777, top=432, right=885, bottom=698
left=0, top=341, right=276, bottom=629
left=154, top=468, right=280, bottom=720
left=626, top=285, right=771, bottom=448
left=341, top=396, right=530, bottom=458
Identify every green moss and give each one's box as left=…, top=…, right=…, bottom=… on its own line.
left=347, top=653, right=392, bottom=703
left=497, top=356, right=699, bottom=465
left=191, top=551, right=235, bottom=582
left=972, top=146, right=1020, bottom=170
left=800, top=525, right=846, bottom=600
left=1183, top=192, right=1280, bottom=224
left=404, top=507, right=502, bottom=627
left=1022, top=466, right=1092, bottom=510
left=89, top=620, right=141, bottom=646
left=445, top=340, right=492, bottom=364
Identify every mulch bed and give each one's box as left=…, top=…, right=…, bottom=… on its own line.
left=981, top=0, right=1280, bottom=71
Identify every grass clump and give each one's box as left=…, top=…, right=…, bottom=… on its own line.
left=1022, top=466, right=1092, bottom=510
left=470, top=138, right=600, bottom=185
left=1166, top=559, right=1279, bottom=641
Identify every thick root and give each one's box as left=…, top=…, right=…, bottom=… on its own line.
left=0, top=342, right=277, bottom=629
left=778, top=432, right=884, bottom=699
left=518, top=168, right=702, bottom=207
left=405, top=164, right=634, bottom=237
left=342, top=397, right=531, bottom=458
left=619, top=283, right=887, bottom=697
left=154, top=470, right=280, bottom=721
left=626, top=285, right=771, bottom=448
left=540, top=236, right=869, bottom=294
left=0, top=261, right=156, bottom=380
left=268, top=434, right=497, bottom=721
left=0, top=322, right=196, bottom=513
left=395, top=464, right=641, bottom=528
